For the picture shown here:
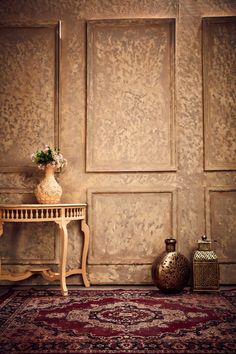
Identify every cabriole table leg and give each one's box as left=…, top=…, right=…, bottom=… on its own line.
left=58, top=220, right=69, bottom=296
left=81, top=219, right=90, bottom=287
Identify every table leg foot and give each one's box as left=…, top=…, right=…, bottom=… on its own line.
left=62, top=290, right=68, bottom=296
left=82, top=272, right=90, bottom=287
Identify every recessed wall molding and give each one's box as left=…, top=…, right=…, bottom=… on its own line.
left=205, top=186, right=236, bottom=264
left=0, top=21, right=61, bottom=173
left=0, top=188, right=59, bottom=265
left=86, top=18, right=176, bottom=172
left=203, top=17, right=236, bottom=171
left=87, top=187, right=177, bottom=264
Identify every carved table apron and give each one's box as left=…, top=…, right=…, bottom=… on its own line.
left=0, top=204, right=90, bottom=296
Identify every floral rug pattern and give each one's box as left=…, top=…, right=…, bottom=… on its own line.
left=0, top=288, right=235, bottom=353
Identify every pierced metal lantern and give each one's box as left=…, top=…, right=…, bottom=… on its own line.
left=193, top=235, right=219, bottom=292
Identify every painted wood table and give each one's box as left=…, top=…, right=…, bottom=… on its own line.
left=0, top=203, right=90, bottom=296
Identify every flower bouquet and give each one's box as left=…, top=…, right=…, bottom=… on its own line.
left=31, top=145, right=67, bottom=170
left=32, top=145, right=67, bottom=204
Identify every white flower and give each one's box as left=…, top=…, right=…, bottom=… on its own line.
left=38, top=164, right=45, bottom=170
left=31, top=145, right=67, bottom=171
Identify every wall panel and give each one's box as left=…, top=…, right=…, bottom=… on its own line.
left=203, top=17, right=236, bottom=170
left=88, top=188, right=177, bottom=264
left=0, top=189, right=59, bottom=265
left=206, top=187, right=236, bottom=264
left=0, top=22, right=60, bottom=172
left=87, top=19, right=176, bottom=172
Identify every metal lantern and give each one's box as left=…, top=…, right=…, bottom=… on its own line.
left=193, top=235, right=219, bottom=292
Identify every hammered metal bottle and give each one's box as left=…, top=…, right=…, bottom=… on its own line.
left=152, top=238, right=190, bottom=292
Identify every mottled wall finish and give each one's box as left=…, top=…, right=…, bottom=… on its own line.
left=0, top=23, right=60, bottom=172
left=0, top=190, right=59, bottom=265
left=203, top=17, right=236, bottom=170
left=205, top=187, right=236, bottom=282
left=0, top=0, right=235, bottom=286
left=87, top=19, right=176, bottom=171
left=206, top=188, right=236, bottom=263
left=88, top=189, right=176, bottom=264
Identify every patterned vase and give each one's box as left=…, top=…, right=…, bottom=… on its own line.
left=152, top=238, right=190, bottom=293
left=35, top=165, right=62, bottom=204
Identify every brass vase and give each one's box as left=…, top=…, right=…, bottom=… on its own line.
left=152, top=238, right=190, bottom=292
left=35, top=165, right=62, bottom=204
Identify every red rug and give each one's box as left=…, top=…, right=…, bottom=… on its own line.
left=0, top=288, right=235, bottom=353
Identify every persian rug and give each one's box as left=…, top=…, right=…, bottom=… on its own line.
left=0, top=288, right=235, bottom=354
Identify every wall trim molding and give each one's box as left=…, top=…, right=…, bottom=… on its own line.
left=0, top=20, right=61, bottom=173
left=86, top=18, right=177, bottom=172
left=205, top=185, right=236, bottom=264
left=87, top=187, right=177, bottom=265
left=0, top=188, right=59, bottom=265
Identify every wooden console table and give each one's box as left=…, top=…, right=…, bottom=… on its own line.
left=0, top=204, right=90, bottom=296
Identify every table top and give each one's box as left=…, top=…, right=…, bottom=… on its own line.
left=0, top=203, right=87, bottom=208
left=0, top=204, right=87, bottom=224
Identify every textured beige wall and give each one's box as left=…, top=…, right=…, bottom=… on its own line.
left=203, top=17, right=236, bottom=170
left=86, top=19, right=176, bottom=171
left=0, top=24, right=58, bottom=171
left=0, top=0, right=236, bottom=286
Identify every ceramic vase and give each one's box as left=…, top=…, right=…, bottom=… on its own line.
left=35, top=165, right=62, bottom=204
left=152, top=238, right=190, bottom=293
